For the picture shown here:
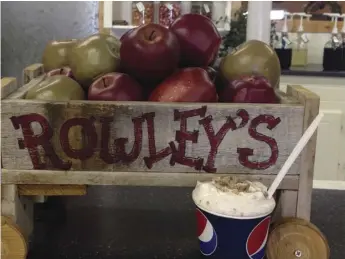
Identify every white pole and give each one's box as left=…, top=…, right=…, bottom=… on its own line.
left=246, top=1, right=272, bottom=44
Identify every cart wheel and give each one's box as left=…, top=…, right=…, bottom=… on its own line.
left=1, top=216, right=27, bottom=259
left=267, top=217, right=329, bottom=259
left=271, top=217, right=329, bottom=243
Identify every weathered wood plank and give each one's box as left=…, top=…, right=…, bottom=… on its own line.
left=1, top=77, right=18, bottom=99
left=275, top=89, right=300, bottom=105
left=1, top=185, right=34, bottom=241
left=280, top=190, right=298, bottom=218
left=6, top=75, right=46, bottom=100
left=22, top=63, right=44, bottom=85
left=7, top=65, right=87, bottom=198
left=17, top=184, right=87, bottom=196
left=287, top=85, right=320, bottom=221
left=1, top=169, right=299, bottom=189
left=1, top=100, right=304, bottom=174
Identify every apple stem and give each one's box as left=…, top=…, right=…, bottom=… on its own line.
left=149, top=31, right=156, bottom=41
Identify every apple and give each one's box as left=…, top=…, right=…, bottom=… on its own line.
left=220, top=75, right=278, bottom=104
left=88, top=72, right=144, bottom=101
left=120, top=28, right=135, bottom=42
left=170, top=14, right=221, bottom=67
left=46, top=67, right=74, bottom=79
left=149, top=67, right=218, bottom=103
left=120, top=23, right=180, bottom=86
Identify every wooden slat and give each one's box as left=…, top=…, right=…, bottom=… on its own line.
left=3, top=64, right=87, bottom=197
left=17, top=185, right=86, bottom=196
left=22, top=63, right=44, bottom=85
left=1, top=169, right=299, bottom=189
left=98, top=1, right=104, bottom=31
left=6, top=75, right=46, bottom=100
left=1, top=185, right=33, bottom=241
left=1, top=78, right=18, bottom=100
left=1, top=99, right=304, bottom=175
left=275, top=89, right=300, bottom=105
left=287, top=85, right=320, bottom=221
left=98, top=1, right=111, bottom=34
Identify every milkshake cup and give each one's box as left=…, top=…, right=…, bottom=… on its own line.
left=192, top=176, right=276, bottom=259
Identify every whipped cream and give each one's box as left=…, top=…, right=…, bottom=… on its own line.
left=192, top=176, right=276, bottom=218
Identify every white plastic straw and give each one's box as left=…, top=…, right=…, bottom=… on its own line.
left=267, top=113, right=324, bottom=198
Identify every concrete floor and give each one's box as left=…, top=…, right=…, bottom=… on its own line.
left=27, top=186, right=344, bottom=259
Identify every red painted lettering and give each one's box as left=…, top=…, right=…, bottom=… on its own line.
left=236, top=109, right=250, bottom=129
left=60, top=117, right=97, bottom=160
left=170, top=107, right=207, bottom=170
left=237, top=115, right=281, bottom=170
left=199, top=117, right=236, bottom=173
left=99, top=117, right=121, bottom=164
left=100, top=116, right=145, bottom=164
left=10, top=114, right=71, bottom=170
left=143, top=112, right=172, bottom=169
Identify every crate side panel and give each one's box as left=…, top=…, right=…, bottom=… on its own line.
left=1, top=100, right=304, bottom=174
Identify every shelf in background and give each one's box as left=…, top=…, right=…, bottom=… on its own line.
left=275, top=19, right=344, bottom=34
left=282, top=64, right=345, bottom=78
left=111, top=24, right=229, bottom=33
left=102, top=1, right=234, bottom=33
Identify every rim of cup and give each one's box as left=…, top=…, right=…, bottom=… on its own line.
left=193, top=201, right=274, bottom=220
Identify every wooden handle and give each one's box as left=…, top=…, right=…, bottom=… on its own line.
left=22, top=63, right=44, bottom=85
left=1, top=78, right=18, bottom=100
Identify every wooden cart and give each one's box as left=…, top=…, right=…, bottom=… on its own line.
left=1, top=64, right=328, bottom=259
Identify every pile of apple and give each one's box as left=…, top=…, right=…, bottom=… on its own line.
left=26, top=14, right=280, bottom=104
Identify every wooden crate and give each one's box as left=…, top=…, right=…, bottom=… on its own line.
left=1, top=63, right=320, bottom=258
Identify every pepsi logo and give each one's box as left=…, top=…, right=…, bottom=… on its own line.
left=246, top=216, right=271, bottom=259
left=196, top=208, right=218, bottom=256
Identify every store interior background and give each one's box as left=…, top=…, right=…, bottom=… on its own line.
left=3, top=1, right=345, bottom=76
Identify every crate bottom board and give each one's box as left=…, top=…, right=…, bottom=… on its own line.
left=1, top=169, right=299, bottom=190
left=17, top=185, right=87, bottom=196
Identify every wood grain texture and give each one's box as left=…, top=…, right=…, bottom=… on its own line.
left=4, top=65, right=87, bottom=198
left=22, top=63, right=44, bottom=85
left=1, top=216, right=27, bottom=259
left=6, top=75, right=45, bottom=100
left=1, top=78, right=18, bottom=100
left=1, top=185, right=33, bottom=241
left=287, top=85, right=320, bottom=221
left=1, top=99, right=304, bottom=174
left=275, top=89, right=299, bottom=105
left=98, top=1, right=104, bottom=31
left=267, top=218, right=330, bottom=259
left=17, top=185, right=87, bottom=196
left=1, top=169, right=299, bottom=189
left=279, top=190, right=298, bottom=218
left=98, top=1, right=111, bottom=34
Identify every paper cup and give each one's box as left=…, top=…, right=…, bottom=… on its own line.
left=195, top=204, right=274, bottom=259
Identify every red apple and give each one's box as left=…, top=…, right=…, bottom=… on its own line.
left=220, top=75, right=278, bottom=104
left=88, top=72, right=144, bottom=101
left=149, top=67, right=218, bottom=103
left=120, top=23, right=180, bottom=86
left=170, top=14, right=221, bottom=68
left=120, top=28, right=135, bottom=42
left=46, top=67, right=74, bottom=79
